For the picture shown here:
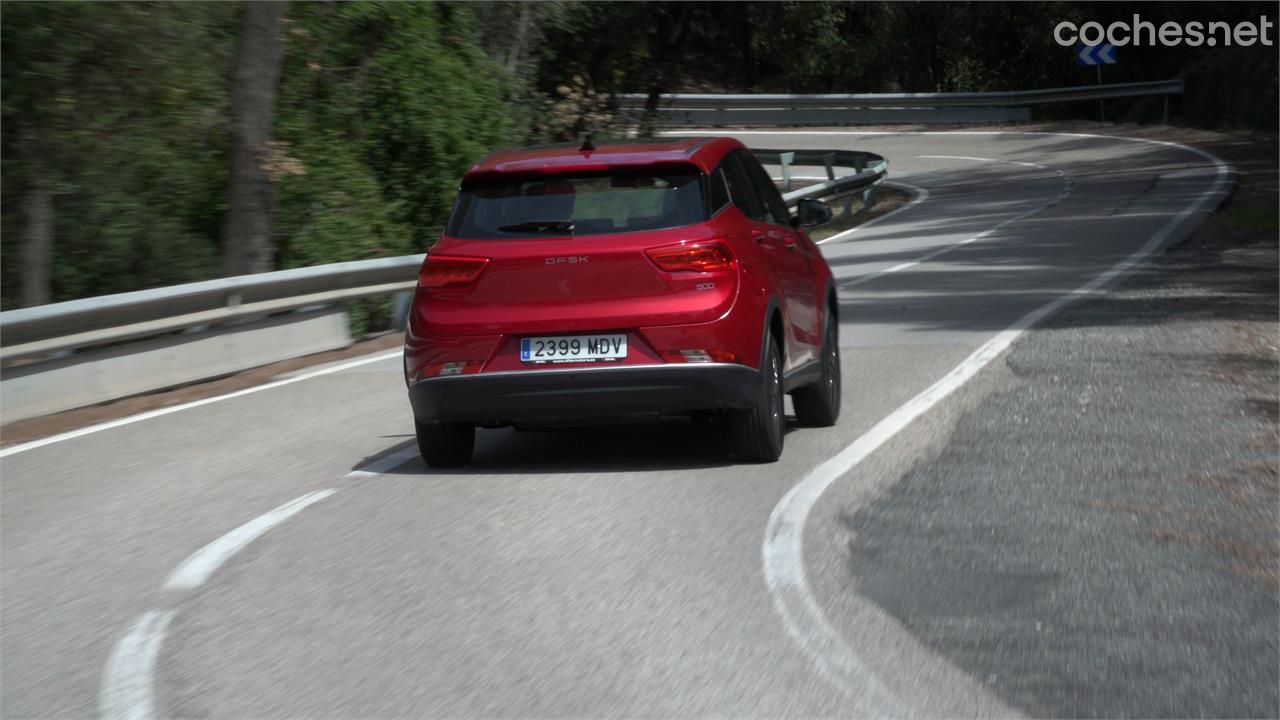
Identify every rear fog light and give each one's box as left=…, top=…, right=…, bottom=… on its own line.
left=664, top=349, right=739, bottom=364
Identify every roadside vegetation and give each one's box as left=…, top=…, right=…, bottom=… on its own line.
left=2, top=1, right=1275, bottom=314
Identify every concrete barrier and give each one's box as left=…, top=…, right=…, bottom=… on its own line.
left=1, top=307, right=351, bottom=422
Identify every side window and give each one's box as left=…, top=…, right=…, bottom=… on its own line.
left=722, top=153, right=767, bottom=222
left=739, top=153, right=792, bottom=227
left=709, top=167, right=731, bottom=214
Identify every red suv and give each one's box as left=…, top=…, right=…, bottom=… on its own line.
left=405, top=136, right=840, bottom=466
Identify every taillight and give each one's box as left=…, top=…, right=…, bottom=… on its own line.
left=419, top=255, right=489, bottom=288
left=645, top=242, right=734, bottom=272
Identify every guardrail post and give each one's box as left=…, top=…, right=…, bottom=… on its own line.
left=779, top=152, right=795, bottom=191
left=822, top=154, right=836, bottom=181
left=846, top=156, right=868, bottom=217
left=392, top=290, right=413, bottom=331
left=820, top=152, right=855, bottom=217
left=862, top=185, right=878, bottom=213
left=1162, top=95, right=1170, bottom=125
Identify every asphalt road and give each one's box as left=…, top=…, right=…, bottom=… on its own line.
left=0, top=131, right=1239, bottom=718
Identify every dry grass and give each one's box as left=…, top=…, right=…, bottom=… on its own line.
left=804, top=186, right=912, bottom=243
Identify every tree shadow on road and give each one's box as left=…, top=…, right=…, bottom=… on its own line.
left=830, top=161, right=1274, bottom=335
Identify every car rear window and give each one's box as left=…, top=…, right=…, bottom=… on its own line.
left=448, top=172, right=706, bottom=238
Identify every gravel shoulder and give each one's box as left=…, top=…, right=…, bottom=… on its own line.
left=0, top=331, right=404, bottom=447
left=842, top=128, right=1278, bottom=717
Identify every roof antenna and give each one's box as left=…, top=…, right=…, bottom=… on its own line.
left=579, top=130, right=596, bottom=153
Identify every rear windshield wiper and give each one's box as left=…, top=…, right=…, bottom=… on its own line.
left=497, top=219, right=575, bottom=234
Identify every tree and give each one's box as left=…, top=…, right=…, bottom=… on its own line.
left=221, top=1, right=287, bottom=276
left=638, top=3, right=694, bottom=135
left=1, top=2, right=235, bottom=309
left=18, top=183, right=53, bottom=306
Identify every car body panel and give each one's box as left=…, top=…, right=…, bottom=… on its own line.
left=415, top=225, right=738, bottom=337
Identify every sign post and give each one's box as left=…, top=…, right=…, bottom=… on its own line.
left=1097, top=65, right=1103, bottom=121
left=1076, top=43, right=1117, bottom=122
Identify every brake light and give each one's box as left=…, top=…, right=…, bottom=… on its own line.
left=419, top=255, right=489, bottom=288
left=645, top=242, right=734, bottom=272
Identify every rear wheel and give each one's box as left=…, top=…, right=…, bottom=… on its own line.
left=793, top=310, right=841, bottom=427
left=730, top=331, right=785, bottom=463
left=415, top=420, right=475, bottom=468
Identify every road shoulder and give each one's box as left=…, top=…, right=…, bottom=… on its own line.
left=0, top=332, right=404, bottom=448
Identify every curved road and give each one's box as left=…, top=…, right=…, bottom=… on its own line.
left=0, top=131, right=1230, bottom=718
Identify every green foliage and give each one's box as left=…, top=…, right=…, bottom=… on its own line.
left=535, top=2, right=654, bottom=95
left=1222, top=202, right=1279, bottom=230
left=273, top=138, right=409, bottom=268
left=1, top=1, right=236, bottom=307
left=1182, top=46, right=1278, bottom=130
left=1, top=1, right=515, bottom=312
left=274, top=2, right=513, bottom=263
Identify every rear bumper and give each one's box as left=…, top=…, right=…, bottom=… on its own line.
left=408, top=363, right=761, bottom=423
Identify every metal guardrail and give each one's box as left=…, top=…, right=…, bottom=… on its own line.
left=620, top=79, right=1183, bottom=109
left=768, top=149, right=888, bottom=218
left=618, top=79, right=1184, bottom=125
left=0, top=255, right=424, bottom=362
left=766, top=149, right=888, bottom=205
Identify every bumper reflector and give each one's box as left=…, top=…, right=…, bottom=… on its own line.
left=420, top=360, right=484, bottom=380
left=665, top=349, right=739, bottom=364
left=439, top=361, right=468, bottom=377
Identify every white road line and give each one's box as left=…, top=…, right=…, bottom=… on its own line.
left=96, top=400, right=415, bottom=720
left=100, top=610, right=175, bottom=720
left=0, top=349, right=401, bottom=459
left=163, top=489, right=337, bottom=591
left=918, top=155, right=1057, bottom=169
left=815, top=181, right=930, bottom=246
left=348, top=444, right=422, bottom=478
left=761, top=135, right=1230, bottom=705
left=839, top=155, right=1074, bottom=288
left=102, top=489, right=340, bottom=720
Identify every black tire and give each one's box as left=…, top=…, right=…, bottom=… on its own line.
left=730, top=331, right=785, bottom=463
left=793, top=311, right=841, bottom=427
left=415, top=420, right=475, bottom=468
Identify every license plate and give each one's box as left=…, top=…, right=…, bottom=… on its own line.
left=520, top=334, right=627, bottom=364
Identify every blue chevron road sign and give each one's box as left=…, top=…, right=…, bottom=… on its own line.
left=1077, top=43, right=1117, bottom=65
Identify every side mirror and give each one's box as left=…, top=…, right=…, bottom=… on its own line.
left=795, top=198, right=833, bottom=227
